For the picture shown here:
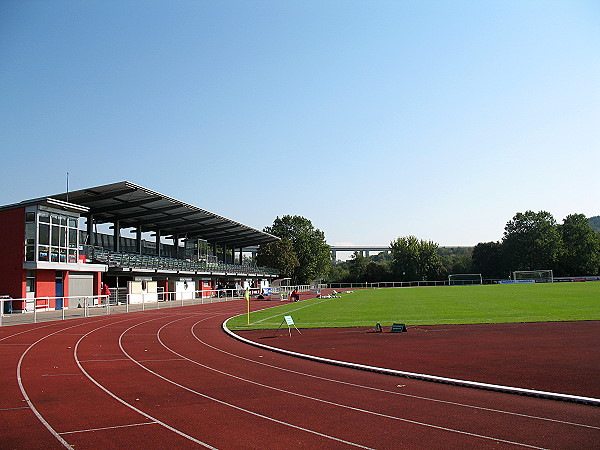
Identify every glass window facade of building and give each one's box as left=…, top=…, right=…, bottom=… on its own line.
left=24, top=207, right=80, bottom=264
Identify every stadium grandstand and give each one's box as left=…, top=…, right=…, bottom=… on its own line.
left=0, top=181, right=279, bottom=313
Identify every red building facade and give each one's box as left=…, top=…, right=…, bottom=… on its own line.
left=0, top=197, right=107, bottom=312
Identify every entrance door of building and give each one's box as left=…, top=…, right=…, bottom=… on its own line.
left=55, top=271, right=63, bottom=310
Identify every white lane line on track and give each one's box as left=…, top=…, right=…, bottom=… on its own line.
left=154, top=315, right=549, bottom=449
left=60, top=421, right=156, bottom=435
left=193, top=323, right=600, bottom=431
left=1, top=321, right=66, bottom=342
left=7, top=301, right=241, bottom=448
left=121, top=313, right=376, bottom=449
left=16, top=320, right=118, bottom=449
left=73, top=316, right=218, bottom=449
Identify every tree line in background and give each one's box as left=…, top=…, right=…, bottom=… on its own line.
left=328, top=240, right=472, bottom=283
left=333, top=212, right=600, bottom=283
left=473, top=212, right=600, bottom=279
left=256, top=212, right=600, bottom=284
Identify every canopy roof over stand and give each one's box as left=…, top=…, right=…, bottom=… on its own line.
left=51, top=181, right=279, bottom=248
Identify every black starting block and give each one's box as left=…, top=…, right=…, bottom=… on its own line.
left=390, top=323, right=407, bottom=333
left=374, top=322, right=382, bottom=333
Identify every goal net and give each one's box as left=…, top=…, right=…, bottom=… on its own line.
left=512, top=270, right=553, bottom=283
left=448, top=274, right=482, bottom=286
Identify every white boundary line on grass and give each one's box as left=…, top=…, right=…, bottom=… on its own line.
left=222, top=319, right=600, bottom=407
left=249, top=297, right=335, bottom=325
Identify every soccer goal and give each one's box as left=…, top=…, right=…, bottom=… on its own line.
left=448, top=274, right=482, bottom=286
left=512, top=270, right=554, bottom=283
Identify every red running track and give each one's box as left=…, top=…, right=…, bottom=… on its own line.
left=1, top=299, right=599, bottom=449
left=237, top=321, right=600, bottom=400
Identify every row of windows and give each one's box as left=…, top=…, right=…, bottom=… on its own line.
left=24, top=210, right=80, bottom=263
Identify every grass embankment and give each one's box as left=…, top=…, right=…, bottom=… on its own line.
left=227, top=282, right=600, bottom=330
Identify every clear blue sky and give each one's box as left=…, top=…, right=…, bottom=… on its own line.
left=1, top=1, right=599, bottom=251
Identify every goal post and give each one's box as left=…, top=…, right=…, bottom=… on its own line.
left=512, top=270, right=553, bottom=283
left=448, top=273, right=482, bottom=286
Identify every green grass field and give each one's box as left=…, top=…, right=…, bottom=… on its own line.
left=227, top=282, right=600, bottom=330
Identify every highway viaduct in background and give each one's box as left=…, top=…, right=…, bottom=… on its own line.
left=243, top=245, right=473, bottom=262
left=329, top=245, right=389, bottom=260
left=242, top=245, right=390, bottom=261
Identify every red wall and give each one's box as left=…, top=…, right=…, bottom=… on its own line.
left=35, top=270, right=55, bottom=298
left=0, top=208, right=25, bottom=299
left=35, top=270, right=56, bottom=309
left=94, top=272, right=101, bottom=297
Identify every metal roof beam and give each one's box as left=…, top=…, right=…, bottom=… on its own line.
left=188, top=228, right=258, bottom=242
left=136, top=213, right=215, bottom=228
left=85, top=196, right=164, bottom=215
left=99, top=204, right=183, bottom=222
left=72, top=186, right=138, bottom=202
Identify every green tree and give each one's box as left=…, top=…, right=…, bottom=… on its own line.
left=255, top=240, right=299, bottom=279
left=472, top=241, right=503, bottom=279
left=558, top=214, right=600, bottom=276
left=327, top=263, right=351, bottom=284
left=365, top=260, right=389, bottom=282
left=348, top=251, right=368, bottom=282
left=438, top=247, right=473, bottom=277
left=390, top=236, right=444, bottom=281
left=263, top=215, right=331, bottom=284
left=588, top=216, right=600, bottom=233
left=502, top=211, right=561, bottom=271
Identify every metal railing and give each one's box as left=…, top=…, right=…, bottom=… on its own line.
left=83, top=245, right=279, bottom=276
left=0, top=285, right=314, bottom=327
left=1, top=295, right=110, bottom=326
left=327, top=281, right=449, bottom=289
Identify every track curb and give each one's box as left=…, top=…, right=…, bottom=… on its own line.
left=223, top=318, right=600, bottom=407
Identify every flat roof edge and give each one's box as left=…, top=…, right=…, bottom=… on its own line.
left=0, top=197, right=89, bottom=214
